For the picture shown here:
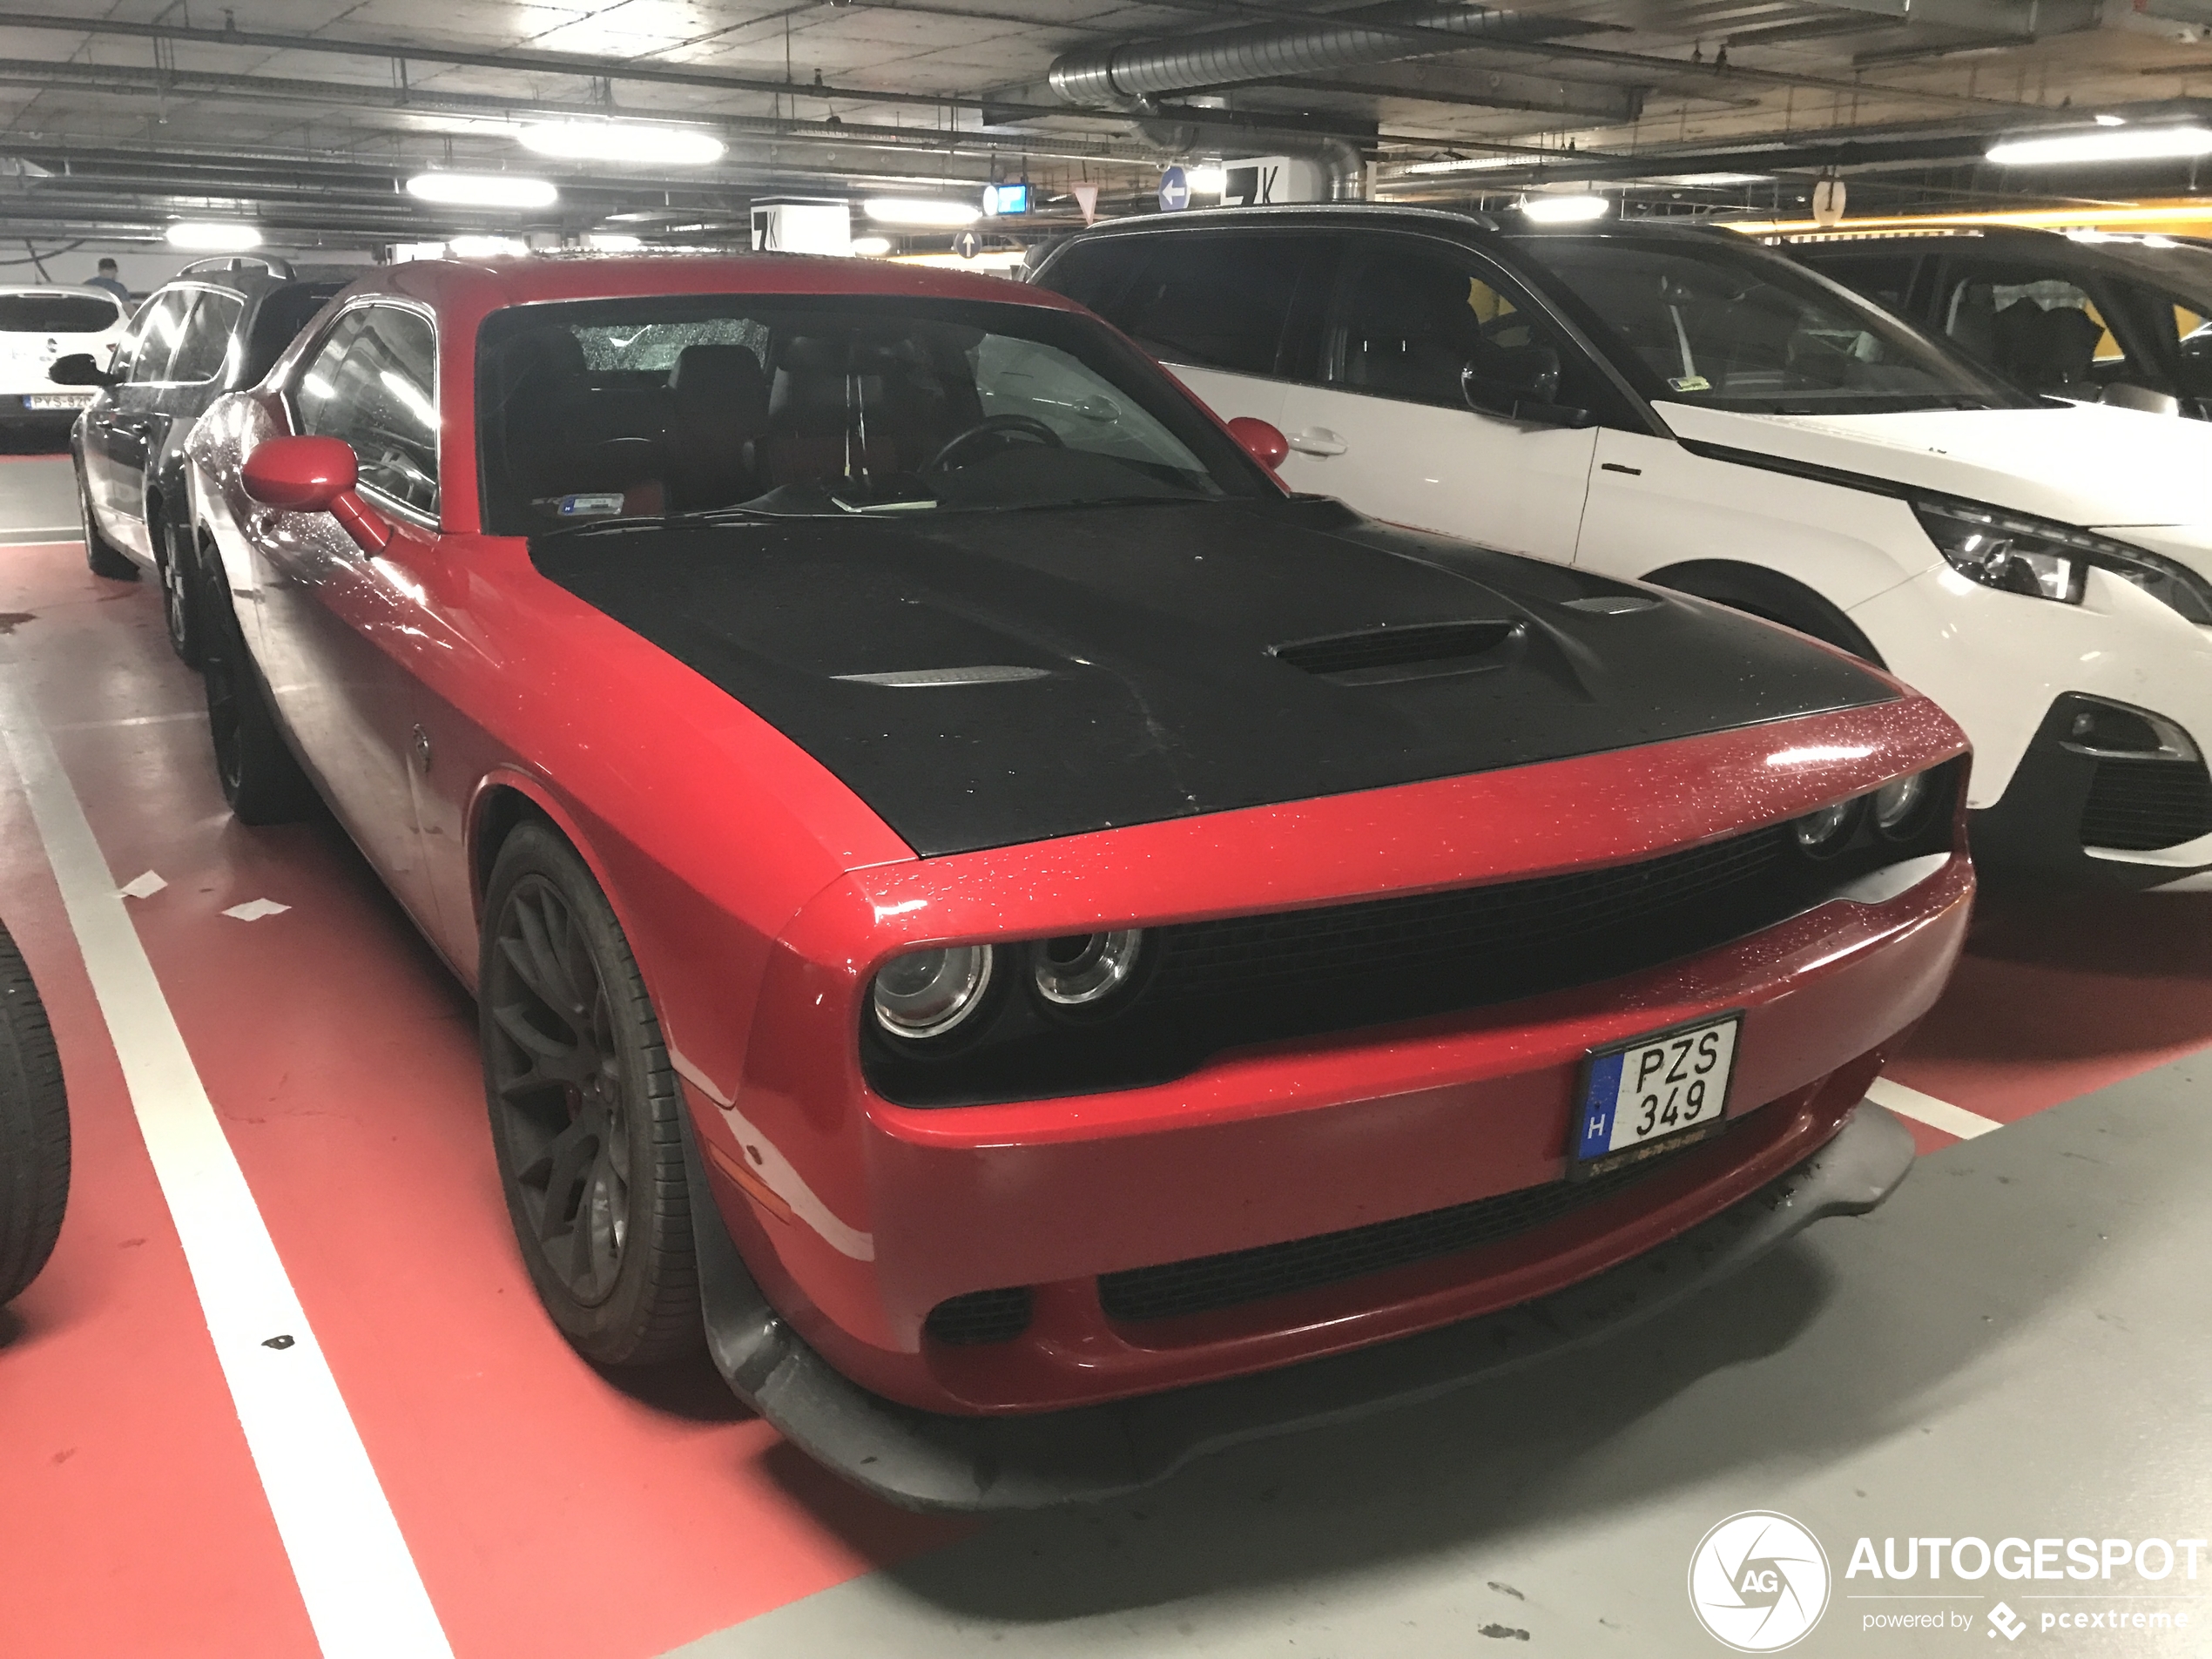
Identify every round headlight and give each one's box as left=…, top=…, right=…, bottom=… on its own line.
left=1871, top=772, right=1928, bottom=837
left=872, top=945, right=994, bottom=1040
left=1793, top=798, right=1858, bottom=856
left=1032, top=929, right=1144, bottom=1007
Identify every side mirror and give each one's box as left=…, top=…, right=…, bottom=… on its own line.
left=1226, top=415, right=1289, bottom=470
left=48, top=353, right=116, bottom=388
left=241, top=436, right=393, bottom=553
left=1461, top=345, right=1592, bottom=428
left=2101, top=381, right=2182, bottom=417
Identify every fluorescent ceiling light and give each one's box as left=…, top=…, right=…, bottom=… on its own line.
left=1519, top=194, right=1610, bottom=223
left=1185, top=165, right=1227, bottom=196
left=1402, top=155, right=1525, bottom=176
left=2094, top=113, right=2127, bottom=126
left=1986, top=127, right=2212, bottom=166
left=446, top=233, right=528, bottom=258
left=851, top=234, right=893, bottom=256
left=862, top=197, right=979, bottom=227
left=583, top=232, right=644, bottom=252
left=165, top=219, right=262, bottom=251
left=1645, top=172, right=1770, bottom=186
left=407, top=171, right=558, bottom=208
left=518, top=121, right=725, bottom=165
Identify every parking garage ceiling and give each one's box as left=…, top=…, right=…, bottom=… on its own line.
left=1, top=0, right=2210, bottom=248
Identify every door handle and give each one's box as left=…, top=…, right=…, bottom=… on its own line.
left=1285, top=428, right=1347, bottom=457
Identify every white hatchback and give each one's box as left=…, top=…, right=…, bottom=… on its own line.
left=1034, top=205, right=2212, bottom=890
left=0, top=285, right=129, bottom=433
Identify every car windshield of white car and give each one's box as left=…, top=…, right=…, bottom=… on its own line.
left=1514, top=235, right=2033, bottom=415
left=0, top=293, right=121, bottom=334
left=477, top=294, right=1268, bottom=534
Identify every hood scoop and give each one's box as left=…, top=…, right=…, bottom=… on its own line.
left=1271, top=619, right=1523, bottom=685
left=834, top=665, right=1051, bottom=688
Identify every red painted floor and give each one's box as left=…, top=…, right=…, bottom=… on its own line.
left=3, top=523, right=2209, bottom=1654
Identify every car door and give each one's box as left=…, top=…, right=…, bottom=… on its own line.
left=1051, top=227, right=1336, bottom=450
left=83, top=287, right=188, bottom=547
left=1271, top=233, right=1602, bottom=559
left=253, top=300, right=444, bottom=927
left=144, top=287, right=243, bottom=551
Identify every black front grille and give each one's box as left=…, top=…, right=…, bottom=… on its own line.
left=2080, top=758, right=2212, bottom=851
left=1100, top=1145, right=1687, bottom=1325
left=924, top=1286, right=1034, bottom=1345
left=867, top=759, right=1963, bottom=1107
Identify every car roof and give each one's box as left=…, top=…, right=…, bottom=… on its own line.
left=0, top=283, right=125, bottom=301
left=1049, top=202, right=1769, bottom=253
left=340, top=252, right=1087, bottom=320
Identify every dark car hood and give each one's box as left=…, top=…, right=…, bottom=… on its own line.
left=531, top=496, right=1893, bottom=857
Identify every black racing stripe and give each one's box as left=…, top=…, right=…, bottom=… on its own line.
left=530, top=496, right=1894, bottom=857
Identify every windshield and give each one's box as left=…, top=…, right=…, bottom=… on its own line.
left=1511, top=233, right=2030, bottom=415
left=476, top=293, right=1266, bottom=533
left=0, top=292, right=123, bottom=334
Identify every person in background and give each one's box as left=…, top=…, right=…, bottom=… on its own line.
left=84, top=258, right=129, bottom=302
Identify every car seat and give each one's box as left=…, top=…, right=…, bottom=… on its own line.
left=664, top=343, right=770, bottom=510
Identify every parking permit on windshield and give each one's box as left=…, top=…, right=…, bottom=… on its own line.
left=1570, top=1012, right=1740, bottom=1178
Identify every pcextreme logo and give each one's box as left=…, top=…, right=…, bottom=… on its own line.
left=1689, top=1511, right=1833, bottom=1652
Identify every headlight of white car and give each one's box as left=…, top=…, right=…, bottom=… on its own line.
left=1911, top=495, right=2212, bottom=624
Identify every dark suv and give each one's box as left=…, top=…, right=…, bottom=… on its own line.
left=51, top=255, right=357, bottom=663
left=1780, top=225, right=2212, bottom=419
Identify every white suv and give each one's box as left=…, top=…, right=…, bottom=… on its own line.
left=1032, top=206, right=2212, bottom=890
left=0, top=285, right=128, bottom=436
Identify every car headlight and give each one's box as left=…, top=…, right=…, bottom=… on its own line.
left=1871, top=772, right=1933, bottom=838
left=1912, top=495, right=2212, bottom=624
left=1032, top=929, right=1144, bottom=1007
left=1792, top=797, right=1859, bottom=855
left=872, top=945, right=995, bottom=1040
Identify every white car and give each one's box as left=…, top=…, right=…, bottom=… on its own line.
left=0, top=285, right=129, bottom=434
left=1033, top=206, right=2212, bottom=890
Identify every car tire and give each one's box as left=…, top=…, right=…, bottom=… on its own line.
left=0, top=919, right=69, bottom=1306
left=198, top=536, right=314, bottom=825
left=77, top=465, right=137, bottom=581
left=1644, top=561, right=1885, bottom=666
left=156, top=509, right=201, bottom=668
left=479, top=821, right=701, bottom=1368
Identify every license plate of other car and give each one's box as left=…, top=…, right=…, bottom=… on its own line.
left=23, top=393, right=90, bottom=409
left=1569, top=1013, right=1740, bottom=1178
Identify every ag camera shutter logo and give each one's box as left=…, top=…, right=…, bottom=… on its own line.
left=1689, top=1511, right=1831, bottom=1651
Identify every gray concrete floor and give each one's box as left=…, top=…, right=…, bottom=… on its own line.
left=668, top=1059, right=2211, bottom=1658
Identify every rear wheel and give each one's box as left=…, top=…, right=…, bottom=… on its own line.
left=480, top=823, right=699, bottom=1367
left=0, top=920, right=68, bottom=1305
left=199, top=537, right=313, bottom=824
left=76, top=463, right=136, bottom=581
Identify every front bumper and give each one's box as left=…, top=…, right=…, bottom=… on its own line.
left=686, top=1100, right=1917, bottom=1513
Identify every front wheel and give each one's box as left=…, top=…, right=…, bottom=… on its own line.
left=0, top=919, right=68, bottom=1305
left=198, top=536, right=314, bottom=824
left=158, top=516, right=202, bottom=667
left=480, top=823, right=700, bottom=1367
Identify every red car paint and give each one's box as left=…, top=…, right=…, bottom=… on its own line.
left=186, top=256, right=1973, bottom=1421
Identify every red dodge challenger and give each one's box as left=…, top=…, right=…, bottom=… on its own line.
left=182, top=254, right=1971, bottom=1511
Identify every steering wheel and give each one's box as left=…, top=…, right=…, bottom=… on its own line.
left=926, top=414, right=1062, bottom=473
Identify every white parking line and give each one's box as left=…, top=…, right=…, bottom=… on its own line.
left=0, top=659, right=454, bottom=1659
left=1867, top=1076, right=2003, bottom=1140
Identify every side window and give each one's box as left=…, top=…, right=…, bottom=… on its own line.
left=1328, top=238, right=1598, bottom=414
left=167, top=291, right=245, bottom=385
left=1939, top=263, right=2131, bottom=396
left=1036, top=238, right=1141, bottom=315
left=294, top=306, right=440, bottom=517
left=128, top=291, right=194, bottom=385
left=1091, top=233, right=1321, bottom=378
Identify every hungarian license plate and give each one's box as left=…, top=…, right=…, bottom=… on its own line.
left=1569, top=1013, right=1740, bottom=1177
left=23, top=393, right=90, bottom=409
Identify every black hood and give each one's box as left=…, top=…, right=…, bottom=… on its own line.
left=531, top=497, right=1892, bottom=857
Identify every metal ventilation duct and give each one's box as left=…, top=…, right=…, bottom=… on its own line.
left=1047, top=1, right=1554, bottom=106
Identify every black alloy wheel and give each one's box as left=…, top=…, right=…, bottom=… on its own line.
left=197, top=536, right=312, bottom=825
left=158, top=517, right=201, bottom=667
left=480, top=823, right=699, bottom=1367
left=0, top=919, right=69, bottom=1305
left=76, top=465, right=137, bottom=580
